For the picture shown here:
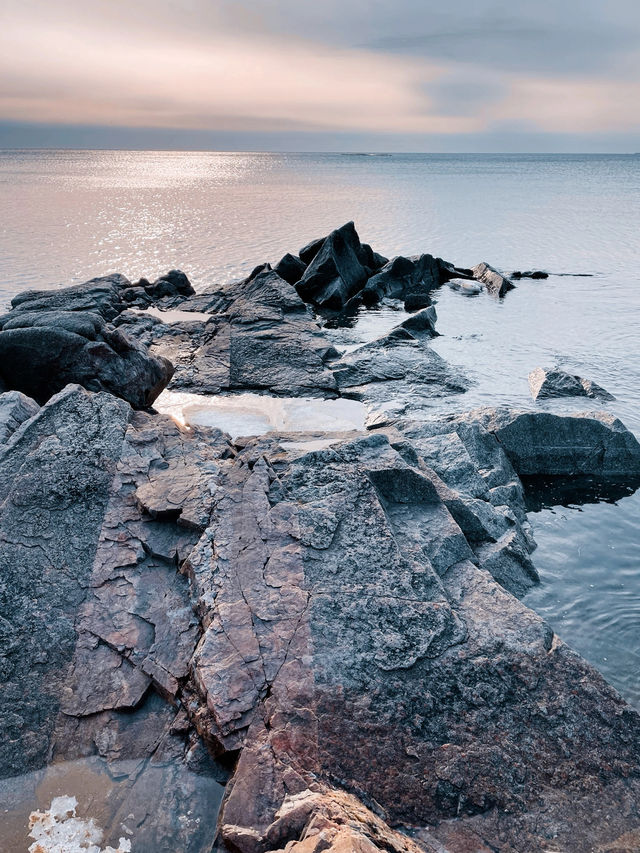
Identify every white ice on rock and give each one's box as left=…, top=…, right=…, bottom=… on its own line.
left=155, top=390, right=367, bottom=440
left=28, top=796, right=132, bottom=853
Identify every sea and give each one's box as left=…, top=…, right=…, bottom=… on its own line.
left=1, top=150, right=639, bottom=710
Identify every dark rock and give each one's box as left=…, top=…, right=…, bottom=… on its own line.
left=331, top=323, right=468, bottom=419
left=0, top=310, right=173, bottom=408
left=529, top=367, right=615, bottom=401
left=10, top=274, right=132, bottom=321
left=475, top=407, right=640, bottom=477
left=298, top=235, right=326, bottom=266
left=403, top=291, right=432, bottom=311
left=472, top=262, right=515, bottom=297
left=362, top=254, right=472, bottom=307
left=511, top=270, right=549, bottom=279
left=147, top=269, right=195, bottom=299
left=296, top=222, right=369, bottom=309
left=273, top=253, right=307, bottom=285
left=122, top=271, right=339, bottom=397
left=398, top=305, right=439, bottom=339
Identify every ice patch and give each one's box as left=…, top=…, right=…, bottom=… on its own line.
left=155, top=390, right=367, bottom=440
left=28, top=796, right=132, bottom=853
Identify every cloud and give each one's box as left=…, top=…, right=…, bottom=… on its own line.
left=0, top=0, right=639, bottom=147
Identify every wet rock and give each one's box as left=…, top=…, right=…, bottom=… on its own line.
left=0, top=390, right=39, bottom=444
left=9, top=274, right=132, bottom=321
left=331, top=325, right=469, bottom=416
left=472, top=262, right=515, bottom=297
left=0, top=309, right=173, bottom=408
left=361, top=254, right=466, bottom=308
left=448, top=277, right=482, bottom=295
left=474, top=407, right=640, bottom=477
left=529, top=367, right=615, bottom=401
left=511, top=270, right=549, bottom=279
left=146, top=269, right=195, bottom=299
left=117, top=270, right=339, bottom=398
left=296, top=222, right=369, bottom=309
left=273, top=253, right=307, bottom=285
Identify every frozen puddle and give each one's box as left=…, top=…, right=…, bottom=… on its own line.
left=130, top=306, right=214, bottom=323
left=155, top=390, right=367, bottom=440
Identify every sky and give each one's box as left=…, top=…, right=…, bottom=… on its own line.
left=1, top=0, right=639, bottom=151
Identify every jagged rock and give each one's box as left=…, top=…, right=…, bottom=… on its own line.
left=398, top=305, right=439, bottom=339
left=0, top=384, right=231, bottom=818
left=472, top=262, right=515, bottom=297
left=296, top=223, right=369, bottom=309
left=116, top=269, right=339, bottom=397
left=0, top=390, right=39, bottom=444
left=0, top=309, right=173, bottom=408
left=261, top=788, right=434, bottom=853
left=529, top=367, right=615, bottom=401
left=361, top=254, right=470, bottom=308
left=474, top=408, right=640, bottom=477
left=274, top=253, right=307, bottom=285
left=511, top=270, right=548, bottom=279
left=182, top=430, right=640, bottom=853
left=298, top=236, right=326, bottom=266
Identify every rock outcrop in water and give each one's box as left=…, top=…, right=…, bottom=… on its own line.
left=1, top=225, right=640, bottom=853
left=529, top=366, right=615, bottom=401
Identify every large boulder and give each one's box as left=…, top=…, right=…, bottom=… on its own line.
left=0, top=309, right=173, bottom=408
left=473, top=408, right=640, bottom=477
left=529, top=367, right=615, bottom=401
left=295, top=222, right=370, bottom=309
left=0, top=385, right=230, bottom=850
left=184, top=430, right=640, bottom=853
left=118, top=270, right=339, bottom=397
left=472, top=262, right=515, bottom=297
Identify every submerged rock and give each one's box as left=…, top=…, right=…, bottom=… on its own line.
left=529, top=366, right=615, bottom=401
left=0, top=309, right=173, bottom=408
left=511, top=269, right=549, bottom=279
left=472, top=262, right=515, bottom=297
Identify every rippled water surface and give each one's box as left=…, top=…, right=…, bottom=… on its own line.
left=1, top=150, right=639, bottom=706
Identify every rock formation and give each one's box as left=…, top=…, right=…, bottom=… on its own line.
left=529, top=366, right=615, bottom=401
left=1, top=225, right=639, bottom=853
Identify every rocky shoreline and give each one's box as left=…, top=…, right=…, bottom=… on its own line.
left=1, top=223, right=640, bottom=852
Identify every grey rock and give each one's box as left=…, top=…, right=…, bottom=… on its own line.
left=475, top=407, right=640, bottom=477
left=529, top=366, right=615, bottom=401
left=472, top=262, right=515, bottom=297
left=0, top=391, right=39, bottom=445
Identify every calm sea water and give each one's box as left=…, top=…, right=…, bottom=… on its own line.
left=1, top=150, right=639, bottom=706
